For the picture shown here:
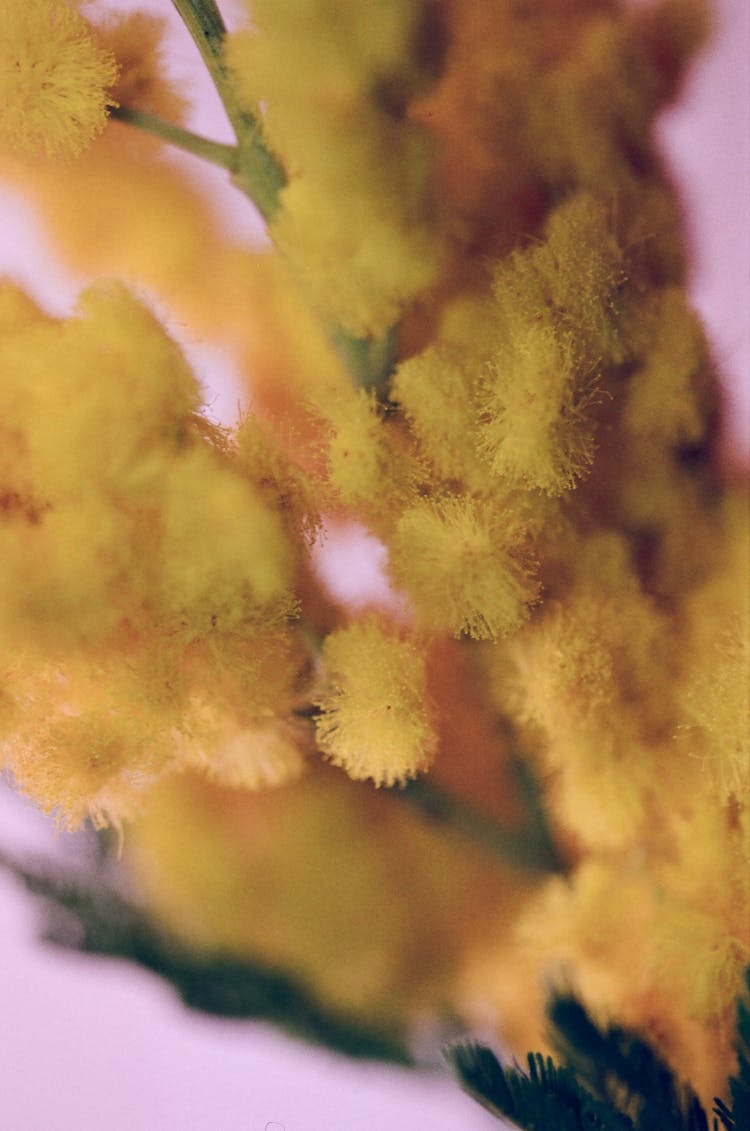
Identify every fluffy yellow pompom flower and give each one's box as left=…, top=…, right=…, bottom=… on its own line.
left=676, top=497, right=750, bottom=801
left=155, top=446, right=295, bottom=634
left=389, top=495, right=539, bottom=640
left=314, top=386, right=415, bottom=521
left=0, top=284, right=202, bottom=647
left=678, top=617, right=749, bottom=800
left=321, top=389, right=390, bottom=507
left=393, top=341, right=487, bottom=488
left=0, top=0, right=118, bottom=159
left=477, top=195, right=624, bottom=496
left=478, top=320, right=598, bottom=496
left=176, top=711, right=307, bottom=792
left=3, top=653, right=175, bottom=830
left=315, top=617, right=437, bottom=786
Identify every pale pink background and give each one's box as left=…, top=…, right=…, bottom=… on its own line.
left=0, top=1, right=747, bottom=1128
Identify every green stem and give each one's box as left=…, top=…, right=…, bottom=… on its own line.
left=165, top=0, right=400, bottom=378
left=111, top=106, right=238, bottom=171
left=232, top=130, right=287, bottom=223
left=397, top=759, right=569, bottom=875
left=169, top=0, right=237, bottom=126
left=110, top=107, right=396, bottom=386
left=169, top=0, right=286, bottom=221
left=329, top=324, right=400, bottom=395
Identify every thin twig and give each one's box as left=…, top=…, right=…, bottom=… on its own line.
left=397, top=760, right=569, bottom=875
left=169, top=0, right=286, bottom=221
left=111, top=106, right=238, bottom=171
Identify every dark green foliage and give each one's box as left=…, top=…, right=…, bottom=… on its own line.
left=448, top=976, right=750, bottom=1131
left=546, top=994, right=709, bottom=1131
left=713, top=967, right=750, bottom=1131
left=446, top=1042, right=633, bottom=1131
left=0, top=850, right=412, bottom=1066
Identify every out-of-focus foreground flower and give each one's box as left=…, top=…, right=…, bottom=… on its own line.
left=0, top=0, right=747, bottom=1121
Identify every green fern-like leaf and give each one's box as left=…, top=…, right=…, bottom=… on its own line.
left=547, top=994, right=709, bottom=1131
left=447, top=978, right=750, bottom=1131
left=445, top=1041, right=634, bottom=1131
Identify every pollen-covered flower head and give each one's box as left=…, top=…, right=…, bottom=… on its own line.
left=0, top=0, right=118, bottom=159
left=315, top=616, right=437, bottom=786
left=389, top=494, right=540, bottom=640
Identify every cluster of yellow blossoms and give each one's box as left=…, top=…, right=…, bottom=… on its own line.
left=0, top=0, right=747, bottom=1110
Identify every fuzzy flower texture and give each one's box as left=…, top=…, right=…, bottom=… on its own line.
left=0, top=0, right=747, bottom=1114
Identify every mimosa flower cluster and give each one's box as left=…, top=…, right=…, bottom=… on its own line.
left=0, top=0, right=746, bottom=1112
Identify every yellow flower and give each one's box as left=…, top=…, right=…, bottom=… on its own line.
left=477, top=194, right=624, bottom=496
left=393, top=338, right=488, bottom=488
left=155, top=446, right=295, bottom=634
left=0, top=0, right=118, bottom=159
left=316, top=387, right=416, bottom=519
left=389, top=494, right=539, bottom=640
left=315, top=616, right=436, bottom=785
left=175, top=711, right=307, bottom=791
